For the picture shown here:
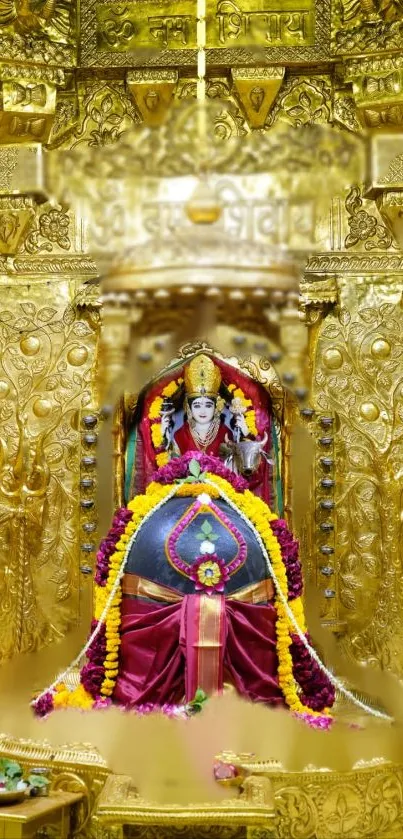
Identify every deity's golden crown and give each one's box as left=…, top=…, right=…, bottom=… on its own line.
left=184, top=354, right=222, bottom=398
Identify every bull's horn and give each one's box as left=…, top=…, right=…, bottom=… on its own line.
left=261, top=431, right=268, bottom=447
left=225, top=432, right=231, bottom=444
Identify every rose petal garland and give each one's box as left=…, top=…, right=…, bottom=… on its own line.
left=95, top=507, right=134, bottom=586
left=270, top=518, right=302, bottom=601
left=166, top=493, right=247, bottom=583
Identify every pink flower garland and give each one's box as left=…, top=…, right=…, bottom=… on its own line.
left=290, top=634, right=336, bottom=711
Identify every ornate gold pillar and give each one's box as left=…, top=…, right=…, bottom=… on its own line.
left=0, top=148, right=100, bottom=662
left=301, top=185, right=403, bottom=670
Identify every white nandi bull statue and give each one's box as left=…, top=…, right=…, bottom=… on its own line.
left=221, top=431, right=270, bottom=477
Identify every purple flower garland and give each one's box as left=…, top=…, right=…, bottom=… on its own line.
left=290, top=634, right=335, bottom=710
left=94, top=507, right=134, bottom=586
left=152, top=452, right=248, bottom=493
left=33, top=692, right=54, bottom=718
left=270, top=518, right=302, bottom=601
left=270, top=518, right=335, bottom=711
left=80, top=621, right=107, bottom=698
left=82, top=507, right=134, bottom=699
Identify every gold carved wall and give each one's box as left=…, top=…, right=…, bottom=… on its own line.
left=301, top=178, right=403, bottom=673
left=0, top=185, right=99, bottom=662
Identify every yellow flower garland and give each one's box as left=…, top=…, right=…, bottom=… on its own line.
left=206, top=474, right=329, bottom=718
left=98, top=482, right=175, bottom=697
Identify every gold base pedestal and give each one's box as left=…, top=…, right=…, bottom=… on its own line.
left=2, top=732, right=403, bottom=839
left=92, top=761, right=403, bottom=839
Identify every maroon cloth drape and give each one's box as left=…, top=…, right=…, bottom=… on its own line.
left=113, top=596, right=285, bottom=708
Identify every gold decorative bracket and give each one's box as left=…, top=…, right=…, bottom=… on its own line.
left=345, top=59, right=403, bottom=130
left=126, top=70, right=178, bottom=126
left=364, top=131, right=403, bottom=248
left=231, top=67, right=285, bottom=129
left=0, top=63, right=64, bottom=145
left=0, top=146, right=50, bottom=254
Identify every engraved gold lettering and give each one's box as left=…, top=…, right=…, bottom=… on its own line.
left=216, top=0, right=311, bottom=45
left=102, top=15, right=135, bottom=48
left=148, top=14, right=191, bottom=48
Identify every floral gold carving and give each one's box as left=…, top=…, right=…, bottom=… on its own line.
left=68, top=82, right=141, bottom=149
left=23, top=205, right=71, bottom=254
left=344, top=186, right=394, bottom=251
left=313, top=292, right=403, bottom=667
left=265, top=76, right=331, bottom=128
left=0, top=291, right=97, bottom=661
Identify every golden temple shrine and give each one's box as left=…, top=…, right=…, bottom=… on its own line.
left=0, top=0, right=403, bottom=835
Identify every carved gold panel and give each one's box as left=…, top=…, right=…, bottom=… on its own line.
left=94, top=0, right=317, bottom=54
left=310, top=278, right=403, bottom=667
left=80, top=0, right=329, bottom=68
left=0, top=280, right=98, bottom=660
left=0, top=194, right=99, bottom=662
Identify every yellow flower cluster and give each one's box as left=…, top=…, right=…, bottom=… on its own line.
left=94, top=482, right=175, bottom=698
left=228, top=383, right=258, bottom=438
left=156, top=452, right=169, bottom=467
left=207, top=472, right=328, bottom=717
left=53, top=682, right=94, bottom=710
left=176, top=482, right=220, bottom=498
left=149, top=396, right=163, bottom=421
left=151, top=423, right=164, bottom=449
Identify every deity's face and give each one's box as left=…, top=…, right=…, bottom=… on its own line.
left=189, top=397, right=216, bottom=426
